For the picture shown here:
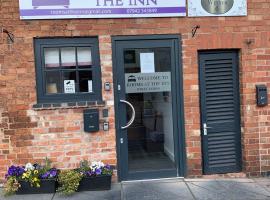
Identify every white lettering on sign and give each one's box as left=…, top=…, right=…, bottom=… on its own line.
left=19, top=0, right=186, bottom=20
left=64, top=80, right=75, bottom=93
left=125, top=72, right=171, bottom=93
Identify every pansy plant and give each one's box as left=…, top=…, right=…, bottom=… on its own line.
left=3, top=159, right=58, bottom=196
left=78, top=160, right=113, bottom=177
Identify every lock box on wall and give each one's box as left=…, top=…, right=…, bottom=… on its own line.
left=83, top=109, right=99, bottom=133
left=256, top=85, right=268, bottom=107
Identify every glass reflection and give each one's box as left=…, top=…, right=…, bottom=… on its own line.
left=124, top=48, right=176, bottom=172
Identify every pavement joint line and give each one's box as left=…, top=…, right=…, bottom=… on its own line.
left=51, top=192, right=56, bottom=200
left=253, top=178, right=270, bottom=194
left=188, top=181, right=222, bottom=193
left=187, top=181, right=230, bottom=199
left=183, top=179, right=197, bottom=200
left=120, top=182, right=125, bottom=200
left=236, top=182, right=270, bottom=197
left=121, top=177, right=183, bottom=184
left=216, top=179, right=270, bottom=199
left=214, top=179, right=248, bottom=198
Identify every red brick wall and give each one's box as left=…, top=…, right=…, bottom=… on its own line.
left=0, top=0, right=270, bottom=180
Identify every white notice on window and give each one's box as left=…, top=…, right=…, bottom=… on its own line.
left=140, top=53, right=155, bottom=73
left=88, top=80, right=93, bottom=93
left=64, top=80, right=75, bottom=93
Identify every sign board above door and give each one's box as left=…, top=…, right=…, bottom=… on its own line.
left=19, top=0, right=186, bottom=20
left=188, top=0, right=247, bottom=17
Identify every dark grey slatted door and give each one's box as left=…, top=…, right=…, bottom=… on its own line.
left=199, top=50, right=242, bottom=174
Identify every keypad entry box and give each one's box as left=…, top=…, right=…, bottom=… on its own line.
left=256, top=85, right=268, bottom=107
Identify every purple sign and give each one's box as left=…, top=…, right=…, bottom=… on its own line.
left=32, top=0, right=70, bottom=8
left=19, top=0, right=186, bottom=19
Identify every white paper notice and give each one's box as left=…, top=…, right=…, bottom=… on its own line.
left=88, top=80, right=93, bottom=93
left=140, top=53, right=155, bottom=73
left=64, top=80, right=75, bottom=93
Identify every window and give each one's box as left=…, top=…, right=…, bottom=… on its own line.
left=34, top=37, right=102, bottom=103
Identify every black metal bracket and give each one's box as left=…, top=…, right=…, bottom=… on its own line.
left=192, top=25, right=200, bottom=38
left=2, top=29, right=14, bottom=43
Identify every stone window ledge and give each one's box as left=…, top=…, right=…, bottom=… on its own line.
left=32, top=101, right=106, bottom=110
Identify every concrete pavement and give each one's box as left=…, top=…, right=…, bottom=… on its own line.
left=1, top=178, right=270, bottom=200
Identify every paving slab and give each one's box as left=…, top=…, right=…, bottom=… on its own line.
left=53, top=184, right=121, bottom=200
left=0, top=190, right=54, bottom=200
left=0, top=184, right=121, bottom=200
left=254, top=178, right=270, bottom=182
left=122, top=179, right=194, bottom=200
left=253, top=178, right=270, bottom=193
left=0, top=178, right=270, bottom=200
left=186, top=179, right=270, bottom=200
left=185, top=178, right=255, bottom=183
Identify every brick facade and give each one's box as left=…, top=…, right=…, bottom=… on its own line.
left=0, top=0, right=270, bottom=181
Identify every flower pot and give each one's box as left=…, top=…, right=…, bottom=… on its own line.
left=78, top=175, right=112, bottom=191
left=16, top=179, right=57, bottom=194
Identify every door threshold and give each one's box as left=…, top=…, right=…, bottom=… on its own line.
left=121, top=177, right=184, bottom=183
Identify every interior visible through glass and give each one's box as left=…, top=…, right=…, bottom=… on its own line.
left=44, top=47, right=93, bottom=94
left=124, top=48, right=176, bottom=172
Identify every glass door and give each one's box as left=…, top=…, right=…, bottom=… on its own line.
left=114, top=38, right=183, bottom=180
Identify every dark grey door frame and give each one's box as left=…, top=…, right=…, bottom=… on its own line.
left=199, top=50, right=242, bottom=174
left=112, top=35, right=186, bottom=181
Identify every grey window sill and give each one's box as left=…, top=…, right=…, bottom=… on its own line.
left=32, top=101, right=106, bottom=110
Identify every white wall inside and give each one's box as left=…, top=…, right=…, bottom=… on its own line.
left=152, top=92, right=175, bottom=162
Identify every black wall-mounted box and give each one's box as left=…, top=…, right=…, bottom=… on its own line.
left=256, top=85, right=268, bottom=107
left=83, top=109, right=99, bottom=132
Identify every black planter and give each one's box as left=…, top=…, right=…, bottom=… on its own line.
left=78, top=175, right=112, bottom=191
left=16, top=179, right=57, bottom=194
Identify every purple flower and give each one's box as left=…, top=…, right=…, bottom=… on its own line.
left=49, top=169, right=57, bottom=177
left=105, top=164, right=111, bottom=170
left=6, top=165, right=25, bottom=178
left=86, top=171, right=93, bottom=177
left=40, top=168, right=58, bottom=179
left=41, top=172, right=49, bottom=179
left=95, top=169, right=102, bottom=175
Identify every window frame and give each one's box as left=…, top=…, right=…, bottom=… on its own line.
left=34, top=37, right=102, bottom=103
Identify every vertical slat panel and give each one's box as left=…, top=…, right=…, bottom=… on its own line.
left=199, top=51, right=242, bottom=174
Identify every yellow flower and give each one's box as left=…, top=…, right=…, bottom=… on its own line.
left=26, top=172, right=30, bottom=178
left=33, top=177, right=38, bottom=181
left=34, top=170, right=38, bottom=174
left=22, top=173, right=27, bottom=179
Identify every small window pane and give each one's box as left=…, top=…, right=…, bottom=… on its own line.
left=35, top=37, right=101, bottom=103
left=61, top=47, right=76, bottom=69
left=79, top=71, right=93, bottom=92
left=44, top=48, right=60, bottom=68
left=77, top=47, right=92, bottom=68
left=63, top=71, right=77, bottom=94
left=45, top=71, right=61, bottom=94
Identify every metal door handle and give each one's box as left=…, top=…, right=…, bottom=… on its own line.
left=203, top=123, right=212, bottom=136
left=120, top=100, right=136, bottom=129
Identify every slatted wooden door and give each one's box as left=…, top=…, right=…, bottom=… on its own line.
left=199, top=50, right=242, bottom=174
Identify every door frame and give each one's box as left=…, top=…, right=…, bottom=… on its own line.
left=112, top=35, right=186, bottom=181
